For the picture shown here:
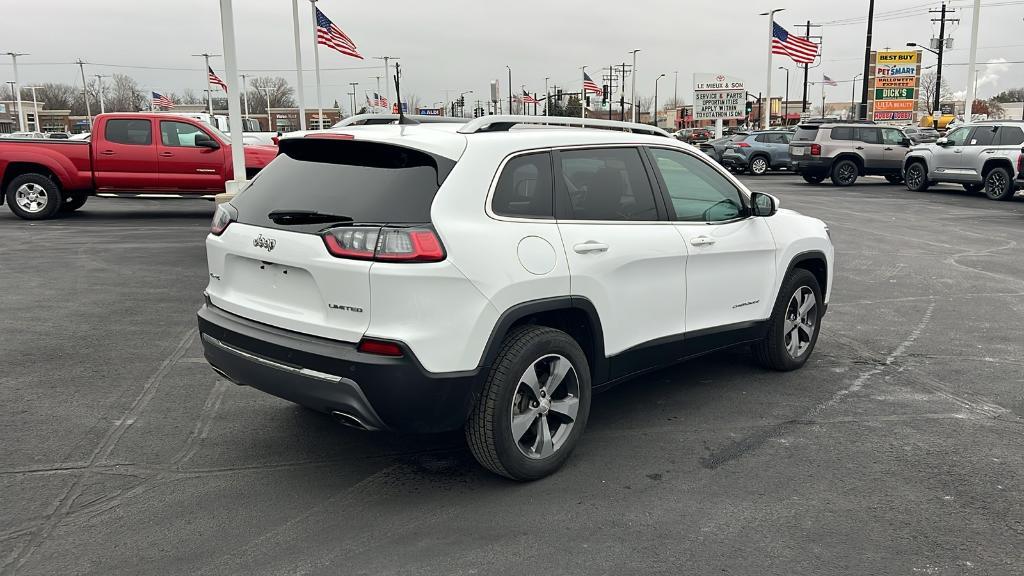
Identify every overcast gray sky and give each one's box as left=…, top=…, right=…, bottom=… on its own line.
left=2, top=0, right=1022, bottom=110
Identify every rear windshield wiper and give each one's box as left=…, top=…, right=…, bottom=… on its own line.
left=268, top=210, right=354, bottom=225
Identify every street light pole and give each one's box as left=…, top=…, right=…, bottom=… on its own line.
left=506, top=65, right=512, bottom=114
left=760, top=8, right=784, bottom=129
left=629, top=49, right=640, bottom=122
left=581, top=65, right=588, bottom=119
left=192, top=52, right=221, bottom=116
left=94, top=74, right=108, bottom=114
left=217, top=0, right=247, bottom=196
left=23, top=85, right=41, bottom=131
left=240, top=73, right=249, bottom=119
left=544, top=77, right=550, bottom=116
left=653, top=73, right=665, bottom=126
left=778, top=67, right=789, bottom=125
left=373, top=56, right=399, bottom=112
left=851, top=73, right=862, bottom=119
left=460, top=90, right=473, bottom=117
left=75, top=58, right=92, bottom=129
left=5, top=52, right=28, bottom=131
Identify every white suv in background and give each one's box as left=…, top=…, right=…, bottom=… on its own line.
left=198, top=115, right=834, bottom=480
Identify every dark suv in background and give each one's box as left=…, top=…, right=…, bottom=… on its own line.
left=789, top=122, right=911, bottom=186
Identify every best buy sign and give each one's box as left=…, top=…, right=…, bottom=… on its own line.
left=875, top=87, right=915, bottom=100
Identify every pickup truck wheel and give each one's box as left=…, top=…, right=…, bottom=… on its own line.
left=830, top=159, right=859, bottom=186
left=753, top=268, right=822, bottom=371
left=904, top=161, right=930, bottom=191
left=749, top=156, right=769, bottom=176
left=466, top=325, right=591, bottom=481
left=6, top=174, right=63, bottom=220
left=60, top=193, right=89, bottom=213
left=983, top=166, right=1014, bottom=201
left=802, top=174, right=825, bottom=185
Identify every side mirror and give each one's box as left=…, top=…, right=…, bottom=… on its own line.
left=935, top=137, right=949, bottom=146
left=194, top=133, right=220, bottom=149
left=751, top=192, right=778, bottom=217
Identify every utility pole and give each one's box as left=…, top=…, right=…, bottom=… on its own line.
left=580, top=66, right=588, bottom=119
left=373, top=76, right=382, bottom=112
left=240, top=73, right=250, bottom=119
left=604, top=66, right=617, bottom=120
left=93, top=74, right=108, bottom=114
left=629, top=49, right=640, bottom=122
left=373, top=56, right=399, bottom=112
left=778, top=67, right=789, bottom=125
left=963, top=0, right=981, bottom=121
left=930, top=2, right=958, bottom=127
left=800, top=21, right=822, bottom=113
left=544, top=77, right=550, bottom=116
left=5, top=52, right=28, bottom=131
left=75, top=58, right=92, bottom=129
left=192, top=52, right=221, bottom=117
left=23, top=85, right=41, bottom=131
left=506, top=65, right=512, bottom=114
left=858, top=0, right=875, bottom=119
left=349, top=82, right=358, bottom=115
left=618, top=62, right=631, bottom=122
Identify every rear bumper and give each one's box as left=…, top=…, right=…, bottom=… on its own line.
left=721, top=152, right=748, bottom=167
left=197, top=302, right=481, bottom=433
left=789, top=156, right=833, bottom=175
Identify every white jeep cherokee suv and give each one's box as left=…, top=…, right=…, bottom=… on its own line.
left=198, top=115, right=834, bottom=480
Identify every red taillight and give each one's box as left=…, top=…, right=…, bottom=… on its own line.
left=1017, top=151, right=1023, bottom=174
left=210, top=203, right=237, bottom=236
left=357, top=338, right=404, bottom=357
left=322, top=226, right=445, bottom=263
left=734, top=142, right=751, bottom=148
left=271, top=136, right=280, bottom=146
left=810, top=143, right=821, bottom=156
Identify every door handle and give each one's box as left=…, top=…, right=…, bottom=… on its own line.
left=982, top=150, right=995, bottom=154
left=690, top=236, right=716, bottom=247
left=100, top=150, right=115, bottom=156
left=855, top=146, right=864, bottom=150
left=573, top=241, right=608, bottom=254
left=954, top=150, right=963, bottom=153
left=158, top=152, right=174, bottom=157
left=883, top=147, right=893, bottom=151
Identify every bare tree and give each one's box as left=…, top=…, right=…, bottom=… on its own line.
left=662, top=96, right=685, bottom=110
left=105, top=74, right=145, bottom=112
left=917, top=71, right=952, bottom=112
left=180, top=88, right=202, bottom=104
left=405, top=92, right=421, bottom=112
left=36, top=83, right=78, bottom=110
left=247, top=77, right=295, bottom=114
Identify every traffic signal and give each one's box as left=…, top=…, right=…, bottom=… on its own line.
left=556, top=89, right=563, bottom=100
left=458, top=96, right=465, bottom=107
left=745, top=101, right=753, bottom=116
left=602, top=85, right=609, bottom=103
left=585, top=96, right=591, bottom=106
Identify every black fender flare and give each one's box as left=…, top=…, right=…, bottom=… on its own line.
left=784, top=250, right=830, bottom=304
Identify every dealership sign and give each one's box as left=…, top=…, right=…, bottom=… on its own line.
left=692, top=73, right=745, bottom=120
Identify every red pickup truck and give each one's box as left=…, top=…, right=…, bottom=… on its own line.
left=0, top=113, right=278, bottom=220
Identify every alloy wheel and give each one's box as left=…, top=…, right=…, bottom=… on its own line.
left=906, top=165, right=924, bottom=189
left=751, top=158, right=768, bottom=175
left=15, top=183, right=49, bottom=214
left=986, top=171, right=1009, bottom=199
left=510, top=354, right=580, bottom=459
left=837, top=163, right=857, bottom=185
left=784, top=286, right=817, bottom=359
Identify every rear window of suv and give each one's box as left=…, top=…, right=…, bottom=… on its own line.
left=232, top=138, right=456, bottom=233
left=792, top=126, right=819, bottom=141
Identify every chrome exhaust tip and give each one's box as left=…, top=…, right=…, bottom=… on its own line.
left=331, top=410, right=370, bottom=431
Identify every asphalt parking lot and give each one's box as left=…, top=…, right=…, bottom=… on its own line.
left=2, top=176, right=1023, bottom=576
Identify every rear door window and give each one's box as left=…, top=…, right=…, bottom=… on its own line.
left=857, top=128, right=882, bottom=144
left=970, top=126, right=998, bottom=146
left=232, top=139, right=456, bottom=233
left=998, top=126, right=1024, bottom=146
left=829, top=127, right=854, bottom=141
left=556, top=147, right=659, bottom=221
left=492, top=152, right=553, bottom=219
left=105, top=119, right=152, bottom=145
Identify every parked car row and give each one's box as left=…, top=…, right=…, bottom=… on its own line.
left=787, top=120, right=1024, bottom=200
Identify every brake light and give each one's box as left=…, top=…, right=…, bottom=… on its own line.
left=734, top=142, right=751, bottom=148
left=810, top=143, right=821, bottom=156
left=357, top=338, right=404, bottom=357
left=210, top=203, right=237, bottom=236
left=1017, top=151, right=1023, bottom=175
left=322, top=226, right=445, bottom=262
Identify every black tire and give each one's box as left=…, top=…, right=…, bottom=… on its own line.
left=5, top=173, right=63, bottom=220
left=466, top=325, right=592, bottom=481
left=60, top=193, right=89, bottom=212
left=748, top=155, right=769, bottom=176
left=752, top=268, right=823, bottom=371
left=830, top=159, right=859, bottom=187
left=963, top=183, right=983, bottom=194
left=884, top=174, right=904, bottom=185
left=802, top=174, right=826, bottom=185
left=904, top=161, right=930, bottom=192
left=983, top=166, right=1014, bottom=201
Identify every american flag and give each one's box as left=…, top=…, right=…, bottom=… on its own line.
left=582, top=72, right=602, bottom=95
left=823, top=75, right=838, bottom=87
left=521, top=90, right=538, bottom=104
left=771, top=23, right=819, bottom=65
left=374, top=92, right=389, bottom=107
left=208, top=67, right=228, bottom=92
left=315, top=7, right=363, bottom=59
left=152, top=91, right=174, bottom=109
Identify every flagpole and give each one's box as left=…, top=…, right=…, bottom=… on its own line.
left=762, top=9, right=784, bottom=129
left=309, top=0, right=323, bottom=129
left=291, top=0, right=307, bottom=130
left=581, top=66, right=587, bottom=119
left=205, top=55, right=213, bottom=116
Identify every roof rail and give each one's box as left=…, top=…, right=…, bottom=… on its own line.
left=457, top=115, right=671, bottom=137
left=332, top=113, right=467, bottom=128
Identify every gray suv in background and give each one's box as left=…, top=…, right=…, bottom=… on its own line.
left=903, top=121, right=1024, bottom=201
left=720, top=130, right=793, bottom=175
left=789, top=122, right=911, bottom=186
